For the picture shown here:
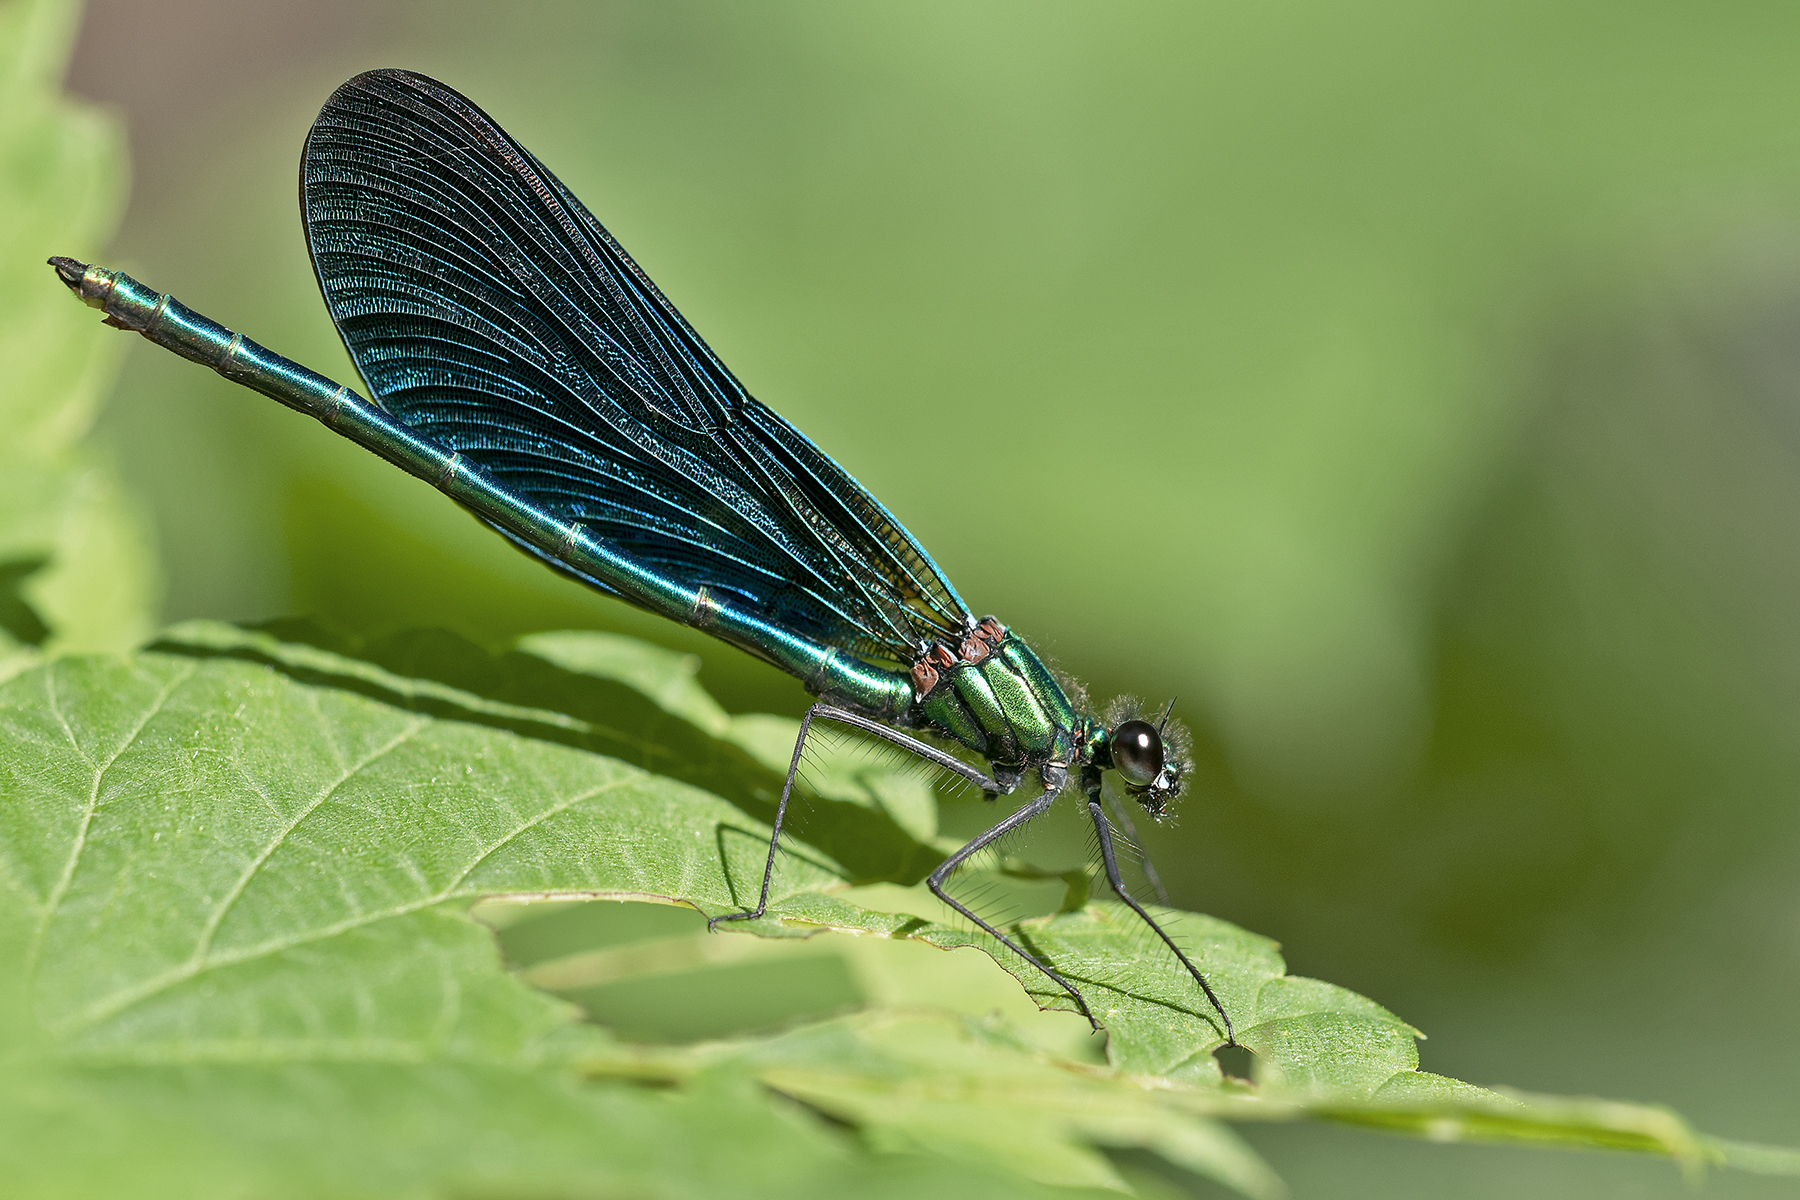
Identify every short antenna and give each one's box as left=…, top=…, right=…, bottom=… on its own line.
left=1157, top=698, right=1175, bottom=732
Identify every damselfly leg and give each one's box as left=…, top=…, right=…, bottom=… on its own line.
left=925, top=785, right=1100, bottom=1030
left=1085, top=770, right=1235, bottom=1044
left=709, top=701, right=1004, bottom=932
left=1102, top=789, right=1171, bottom=906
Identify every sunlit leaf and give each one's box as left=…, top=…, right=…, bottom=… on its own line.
left=0, top=639, right=1064, bottom=1199
left=5, top=624, right=1795, bottom=1199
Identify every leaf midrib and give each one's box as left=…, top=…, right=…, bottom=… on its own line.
left=24, top=660, right=197, bottom=982
left=43, top=722, right=638, bottom=1040
left=184, top=714, right=430, bottom=965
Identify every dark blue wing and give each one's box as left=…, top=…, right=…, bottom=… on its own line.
left=299, top=69, right=968, bottom=669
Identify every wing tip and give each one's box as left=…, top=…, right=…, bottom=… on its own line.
left=317, top=68, right=469, bottom=127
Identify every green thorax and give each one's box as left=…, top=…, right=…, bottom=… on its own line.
left=909, top=620, right=1102, bottom=774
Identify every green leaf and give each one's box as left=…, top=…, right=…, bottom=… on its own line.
left=5, top=621, right=1796, bottom=1199
left=167, top=617, right=943, bottom=891
left=593, top=1008, right=1286, bottom=1198
left=0, top=637, right=1070, bottom=1199
left=506, top=629, right=1416, bottom=1086
left=521, top=626, right=939, bottom=842
left=590, top=1005, right=1797, bottom=1194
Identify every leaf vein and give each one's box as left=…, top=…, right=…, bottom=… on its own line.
left=27, top=661, right=198, bottom=980
left=56, top=777, right=631, bottom=1037
left=185, top=716, right=431, bottom=965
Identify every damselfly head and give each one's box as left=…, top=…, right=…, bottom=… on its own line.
left=1101, top=696, right=1192, bottom=817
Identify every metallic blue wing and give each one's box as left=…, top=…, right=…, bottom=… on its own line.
left=299, top=69, right=968, bottom=670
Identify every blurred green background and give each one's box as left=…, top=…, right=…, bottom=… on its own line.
left=61, top=1, right=1800, bottom=1195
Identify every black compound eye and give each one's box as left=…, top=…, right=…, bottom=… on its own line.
left=1111, top=720, right=1164, bottom=787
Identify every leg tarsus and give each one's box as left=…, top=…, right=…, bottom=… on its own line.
left=711, top=702, right=1004, bottom=931
left=710, top=702, right=823, bottom=931
left=926, top=787, right=1100, bottom=1030
left=1088, top=797, right=1236, bottom=1046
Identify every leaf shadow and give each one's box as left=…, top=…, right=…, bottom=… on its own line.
left=711, top=820, right=842, bottom=911
left=0, top=556, right=52, bottom=646
left=148, top=619, right=942, bottom=889
left=1009, top=923, right=1231, bottom=1042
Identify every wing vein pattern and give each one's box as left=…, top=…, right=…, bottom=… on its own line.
left=300, top=69, right=968, bottom=669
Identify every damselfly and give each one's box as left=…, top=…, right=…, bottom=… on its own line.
left=49, top=69, right=1232, bottom=1043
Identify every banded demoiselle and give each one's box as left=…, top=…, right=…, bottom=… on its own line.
left=49, top=69, right=1232, bottom=1043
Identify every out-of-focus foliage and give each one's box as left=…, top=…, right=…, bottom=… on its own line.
left=0, top=0, right=153, bottom=665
